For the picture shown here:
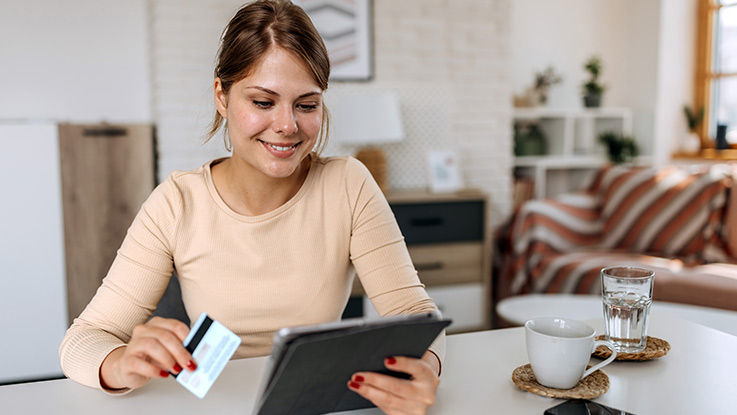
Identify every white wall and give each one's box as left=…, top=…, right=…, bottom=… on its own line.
left=511, top=0, right=699, bottom=163
left=653, top=0, right=698, bottom=165
left=620, top=0, right=662, bottom=157
left=511, top=0, right=662, bottom=157
left=511, top=1, right=632, bottom=109
left=328, top=0, right=513, bottom=222
left=0, top=0, right=151, bottom=122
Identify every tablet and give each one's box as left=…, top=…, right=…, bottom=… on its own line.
left=252, top=312, right=451, bottom=415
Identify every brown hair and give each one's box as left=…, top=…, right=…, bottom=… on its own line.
left=207, top=0, right=331, bottom=155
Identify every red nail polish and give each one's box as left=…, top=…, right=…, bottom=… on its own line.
left=349, top=381, right=361, bottom=389
left=386, top=357, right=397, bottom=365
left=173, top=363, right=182, bottom=373
left=186, top=360, right=197, bottom=371
left=159, top=370, right=168, bottom=378
left=354, top=375, right=364, bottom=382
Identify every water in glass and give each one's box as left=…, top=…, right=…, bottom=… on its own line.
left=601, top=266, right=654, bottom=353
left=603, top=291, right=651, bottom=352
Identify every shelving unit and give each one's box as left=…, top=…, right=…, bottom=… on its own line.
left=513, top=107, right=633, bottom=199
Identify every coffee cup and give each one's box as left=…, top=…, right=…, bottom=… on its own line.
left=525, top=317, right=617, bottom=389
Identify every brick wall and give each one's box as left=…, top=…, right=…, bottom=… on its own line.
left=150, top=0, right=513, bottom=226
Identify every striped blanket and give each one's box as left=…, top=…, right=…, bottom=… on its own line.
left=497, top=164, right=737, bottom=306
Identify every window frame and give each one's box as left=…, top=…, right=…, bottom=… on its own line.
left=695, top=0, right=737, bottom=150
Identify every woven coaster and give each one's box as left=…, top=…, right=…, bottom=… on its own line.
left=593, top=335, right=670, bottom=361
left=511, top=364, right=609, bottom=399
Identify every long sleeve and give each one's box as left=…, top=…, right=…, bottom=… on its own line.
left=58, top=177, right=182, bottom=390
left=345, top=158, right=446, bottom=366
left=59, top=156, right=448, bottom=393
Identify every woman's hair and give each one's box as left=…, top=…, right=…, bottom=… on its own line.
left=207, top=0, right=331, bottom=155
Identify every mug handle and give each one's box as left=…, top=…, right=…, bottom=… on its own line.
left=582, top=339, right=618, bottom=379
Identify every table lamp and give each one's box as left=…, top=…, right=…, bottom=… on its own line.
left=328, top=91, right=404, bottom=192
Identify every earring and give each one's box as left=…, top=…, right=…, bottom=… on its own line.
left=223, top=120, right=232, bottom=152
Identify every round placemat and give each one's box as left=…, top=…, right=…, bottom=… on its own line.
left=593, top=335, right=670, bottom=361
left=511, top=364, right=609, bottom=399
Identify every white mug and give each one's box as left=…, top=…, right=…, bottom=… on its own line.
left=525, top=317, right=617, bottom=389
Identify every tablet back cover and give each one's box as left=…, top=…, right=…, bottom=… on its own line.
left=255, top=318, right=450, bottom=415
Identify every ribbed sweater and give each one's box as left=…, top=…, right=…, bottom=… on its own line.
left=59, top=156, right=445, bottom=390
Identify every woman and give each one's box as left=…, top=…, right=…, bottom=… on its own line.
left=59, top=1, right=444, bottom=413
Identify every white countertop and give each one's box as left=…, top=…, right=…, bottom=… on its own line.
left=497, top=293, right=737, bottom=336
left=2, top=314, right=736, bottom=414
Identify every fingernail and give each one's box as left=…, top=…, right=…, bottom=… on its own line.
left=349, top=381, right=361, bottom=389
left=173, top=363, right=182, bottom=373
left=186, top=360, right=197, bottom=371
left=385, top=357, right=397, bottom=365
left=354, top=375, right=364, bottom=382
left=159, top=370, right=168, bottom=378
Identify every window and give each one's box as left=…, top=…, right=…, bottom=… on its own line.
left=697, top=0, right=737, bottom=146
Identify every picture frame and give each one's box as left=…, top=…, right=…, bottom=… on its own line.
left=295, top=0, right=373, bottom=81
left=426, top=151, right=464, bottom=193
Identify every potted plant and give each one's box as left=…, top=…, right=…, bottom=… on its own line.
left=682, top=105, right=704, bottom=153
left=582, top=56, right=605, bottom=108
left=514, top=66, right=563, bottom=107
left=598, top=131, right=638, bottom=164
left=533, top=66, right=563, bottom=105
left=514, top=121, right=548, bottom=156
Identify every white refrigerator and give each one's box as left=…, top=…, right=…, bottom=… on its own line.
left=0, top=121, right=67, bottom=383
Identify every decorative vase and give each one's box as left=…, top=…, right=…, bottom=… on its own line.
left=681, top=132, right=701, bottom=154
left=716, top=124, right=729, bottom=150
left=583, top=93, right=601, bottom=108
left=514, top=123, right=548, bottom=156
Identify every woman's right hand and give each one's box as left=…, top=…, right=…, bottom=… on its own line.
left=99, top=316, right=197, bottom=390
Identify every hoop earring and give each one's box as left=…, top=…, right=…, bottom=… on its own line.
left=223, top=121, right=232, bottom=152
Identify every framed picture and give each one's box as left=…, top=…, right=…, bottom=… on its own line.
left=295, top=0, right=373, bottom=81
left=426, top=151, right=464, bottom=193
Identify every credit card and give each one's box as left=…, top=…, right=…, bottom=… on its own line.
left=175, top=312, right=242, bottom=399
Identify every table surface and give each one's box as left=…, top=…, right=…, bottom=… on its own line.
left=2, top=314, right=736, bottom=414
left=496, top=293, right=737, bottom=337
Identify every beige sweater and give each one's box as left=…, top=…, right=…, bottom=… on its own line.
left=59, top=156, right=445, bottom=390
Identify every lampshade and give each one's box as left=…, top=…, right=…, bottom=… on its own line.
left=327, top=91, right=404, bottom=144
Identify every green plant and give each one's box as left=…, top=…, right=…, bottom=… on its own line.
left=514, top=121, right=547, bottom=156
left=534, top=67, right=563, bottom=93
left=582, top=56, right=605, bottom=96
left=683, top=105, right=704, bottom=132
left=598, top=131, right=638, bottom=164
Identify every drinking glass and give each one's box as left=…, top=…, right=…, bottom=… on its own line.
left=601, top=266, right=654, bottom=353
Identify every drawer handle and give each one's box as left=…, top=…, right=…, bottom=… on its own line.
left=415, top=262, right=444, bottom=271
left=83, top=127, right=128, bottom=137
left=411, top=217, right=444, bottom=227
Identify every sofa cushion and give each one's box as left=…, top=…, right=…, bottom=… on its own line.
left=517, top=249, right=737, bottom=311
left=597, top=164, right=732, bottom=261
left=653, top=263, right=737, bottom=311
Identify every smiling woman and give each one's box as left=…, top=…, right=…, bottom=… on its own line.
left=57, top=1, right=445, bottom=414
left=211, top=46, right=325, bottom=215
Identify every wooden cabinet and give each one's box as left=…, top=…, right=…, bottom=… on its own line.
left=58, top=123, right=156, bottom=324
left=351, top=189, right=492, bottom=333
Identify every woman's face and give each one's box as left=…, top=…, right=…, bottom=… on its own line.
left=214, top=47, right=323, bottom=180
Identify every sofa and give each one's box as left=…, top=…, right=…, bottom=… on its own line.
left=496, top=163, right=737, bottom=314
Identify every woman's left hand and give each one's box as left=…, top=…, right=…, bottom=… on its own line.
left=347, top=351, right=440, bottom=415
